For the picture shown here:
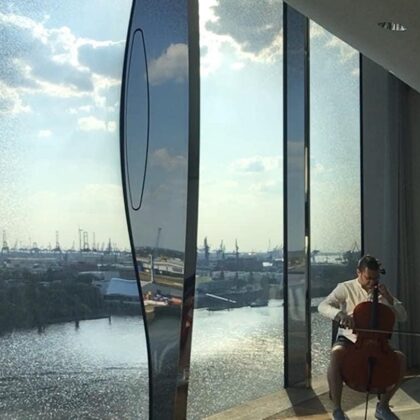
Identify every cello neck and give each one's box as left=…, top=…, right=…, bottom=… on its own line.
left=370, top=284, right=379, bottom=328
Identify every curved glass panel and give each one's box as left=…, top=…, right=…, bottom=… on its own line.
left=121, top=1, right=196, bottom=418
left=188, top=1, right=283, bottom=417
left=309, top=21, right=361, bottom=376
left=125, top=28, right=149, bottom=211
left=0, top=1, right=149, bottom=418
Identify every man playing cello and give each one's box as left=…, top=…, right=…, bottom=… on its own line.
left=318, top=255, right=407, bottom=420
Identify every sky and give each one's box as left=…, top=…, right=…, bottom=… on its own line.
left=0, top=0, right=134, bottom=250
left=0, top=0, right=360, bottom=253
left=197, top=1, right=360, bottom=253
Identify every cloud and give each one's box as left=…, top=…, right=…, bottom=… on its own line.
left=78, top=116, right=106, bottom=131
left=325, top=36, right=357, bottom=62
left=2, top=58, right=39, bottom=89
left=148, top=43, right=188, bottom=85
left=32, top=59, right=93, bottom=92
left=206, top=0, right=283, bottom=54
left=107, top=121, right=117, bottom=132
left=311, top=22, right=357, bottom=63
left=69, top=104, right=93, bottom=114
left=150, top=148, right=187, bottom=171
left=0, top=12, right=124, bottom=114
left=200, top=0, right=283, bottom=75
left=0, top=81, right=31, bottom=114
left=78, top=40, right=125, bottom=79
left=230, top=155, right=282, bottom=173
left=77, top=116, right=115, bottom=132
left=0, top=13, right=93, bottom=93
left=312, top=162, right=335, bottom=175
left=310, top=22, right=326, bottom=40
left=231, top=62, right=245, bottom=70
left=249, top=179, right=281, bottom=193
left=38, top=129, right=52, bottom=138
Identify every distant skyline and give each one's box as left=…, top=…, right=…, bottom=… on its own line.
left=0, top=1, right=360, bottom=253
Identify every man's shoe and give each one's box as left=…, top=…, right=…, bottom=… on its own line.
left=332, top=408, right=349, bottom=420
left=375, top=402, right=400, bottom=420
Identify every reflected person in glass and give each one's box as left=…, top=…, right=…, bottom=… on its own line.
left=318, top=255, right=407, bottom=420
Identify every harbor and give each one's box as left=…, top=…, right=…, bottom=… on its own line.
left=0, top=302, right=332, bottom=420
left=0, top=228, right=362, bottom=335
left=0, top=233, right=362, bottom=418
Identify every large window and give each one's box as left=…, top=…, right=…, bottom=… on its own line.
left=187, top=1, right=284, bottom=418
left=309, top=21, right=361, bottom=376
left=0, top=2, right=149, bottom=418
left=1, top=2, right=366, bottom=417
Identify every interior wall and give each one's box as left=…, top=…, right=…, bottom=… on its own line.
left=361, top=56, right=401, bottom=295
left=362, top=56, right=420, bottom=366
left=399, top=86, right=420, bottom=366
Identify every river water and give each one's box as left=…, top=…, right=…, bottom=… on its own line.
left=0, top=300, right=331, bottom=419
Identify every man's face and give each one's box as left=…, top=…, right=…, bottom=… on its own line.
left=357, top=267, right=380, bottom=291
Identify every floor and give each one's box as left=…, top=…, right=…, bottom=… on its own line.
left=205, top=374, right=420, bottom=420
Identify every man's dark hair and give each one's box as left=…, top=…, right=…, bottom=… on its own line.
left=357, top=255, right=385, bottom=273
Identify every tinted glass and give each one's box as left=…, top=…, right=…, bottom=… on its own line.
left=283, top=5, right=310, bottom=387
left=125, top=29, right=149, bottom=210
left=309, top=21, right=361, bottom=376
left=188, top=1, right=284, bottom=417
left=0, top=1, right=149, bottom=418
left=121, top=1, right=195, bottom=418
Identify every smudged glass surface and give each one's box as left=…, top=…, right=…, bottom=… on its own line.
left=188, top=0, right=284, bottom=417
left=121, top=1, right=190, bottom=418
left=309, top=21, right=361, bottom=376
left=0, top=1, right=149, bottom=418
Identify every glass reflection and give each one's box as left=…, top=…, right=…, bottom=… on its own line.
left=284, top=4, right=310, bottom=387
left=0, top=0, right=149, bottom=418
left=309, top=21, right=361, bottom=377
left=188, top=0, right=284, bottom=417
left=121, top=0, right=195, bottom=418
left=125, top=28, right=149, bottom=211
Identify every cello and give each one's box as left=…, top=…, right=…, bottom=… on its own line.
left=340, top=279, right=401, bottom=418
left=327, top=257, right=420, bottom=419
left=340, top=282, right=400, bottom=393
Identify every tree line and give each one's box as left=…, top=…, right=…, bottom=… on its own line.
left=0, top=268, right=107, bottom=334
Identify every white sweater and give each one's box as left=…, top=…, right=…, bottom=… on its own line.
left=318, top=278, right=407, bottom=343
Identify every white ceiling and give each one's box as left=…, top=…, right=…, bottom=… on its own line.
left=285, top=0, right=420, bottom=93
